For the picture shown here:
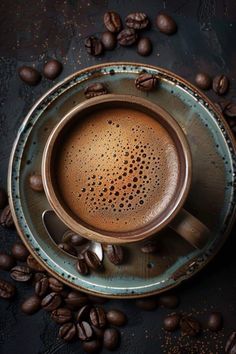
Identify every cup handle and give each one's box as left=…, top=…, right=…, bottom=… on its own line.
left=169, top=209, right=210, bottom=249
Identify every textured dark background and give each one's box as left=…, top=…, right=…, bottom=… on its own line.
left=0, top=0, right=236, bottom=353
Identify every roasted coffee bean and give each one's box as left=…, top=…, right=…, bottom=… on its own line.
left=90, top=306, right=106, bottom=328
left=0, top=253, right=15, bottom=270
left=77, top=305, right=91, bottom=323
left=51, top=308, right=72, bottom=324
left=48, top=277, right=64, bottom=293
left=135, top=297, right=158, bottom=311
left=84, top=36, right=103, bottom=56
left=29, top=174, right=44, bottom=192
left=10, top=265, right=32, bottom=282
left=140, top=241, right=158, bottom=254
left=180, top=316, right=201, bottom=337
left=137, top=37, right=152, bottom=56
left=60, top=288, right=70, bottom=298
left=135, top=73, right=158, bottom=91
left=0, top=188, right=7, bottom=209
left=59, top=322, right=76, bottom=341
left=18, top=66, right=41, bottom=86
left=62, top=230, right=86, bottom=246
left=101, top=31, right=117, bottom=50
left=163, top=314, right=181, bottom=332
left=103, top=328, right=120, bottom=350
left=21, top=295, right=41, bottom=314
left=106, top=309, right=127, bottom=326
left=12, top=242, right=29, bottom=261
left=58, top=242, right=77, bottom=257
left=84, top=250, right=102, bottom=270
left=32, top=272, right=47, bottom=285
left=158, top=294, right=179, bottom=309
left=84, top=83, right=108, bottom=99
left=207, top=312, right=223, bottom=332
left=216, top=100, right=236, bottom=117
left=195, top=72, right=212, bottom=90
left=88, top=295, right=108, bottom=304
left=125, top=12, right=149, bottom=30
left=41, top=292, right=62, bottom=311
left=104, top=11, right=122, bottom=33
left=76, top=255, right=89, bottom=275
left=91, top=325, right=104, bottom=339
left=0, top=278, right=16, bottom=299
left=0, top=205, right=14, bottom=228
left=82, top=339, right=102, bottom=353
left=215, top=100, right=231, bottom=114
left=35, top=277, right=49, bottom=297
left=27, top=254, right=45, bottom=272
left=65, top=290, right=88, bottom=310
left=106, top=245, right=124, bottom=265
left=117, top=28, right=137, bottom=46
left=213, top=75, right=229, bottom=95
left=225, top=332, right=236, bottom=353
left=77, top=321, right=93, bottom=341
left=227, top=118, right=236, bottom=135
left=156, top=13, right=177, bottom=34
left=43, top=59, right=62, bottom=80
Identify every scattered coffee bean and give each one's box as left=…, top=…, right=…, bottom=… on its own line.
left=0, top=253, right=15, bottom=270
left=10, top=265, right=32, bottom=282
left=21, top=295, right=41, bottom=314
left=77, top=321, right=93, bottom=341
left=84, top=83, right=108, bottom=99
left=32, top=272, right=47, bottom=284
left=84, top=250, right=102, bottom=270
left=137, top=37, right=152, bottom=56
left=215, top=100, right=231, bottom=114
left=195, top=72, right=212, bottom=90
left=216, top=100, right=236, bottom=117
left=156, top=13, right=177, bottom=34
left=58, top=242, right=77, bottom=257
left=84, top=36, right=103, bottom=56
left=41, top=292, right=62, bottom=311
left=101, top=31, right=117, bottom=50
left=77, top=305, right=91, bottom=323
left=43, top=59, right=62, bottom=80
left=35, top=277, right=49, bottom=297
left=64, top=290, right=88, bottom=310
left=163, top=314, right=181, bottom=332
left=117, top=28, right=138, bottom=46
left=158, top=294, right=179, bottom=309
left=62, top=230, right=86, bottom=246
left=103, top=11, right=122, bottom=33
left=27, top=254, right=45, bottom=272
left=225, top=331, right=236, bottom=353
left=140, top=241, right=158, bottom=254
left=207, top=312, right=223, bottom=332
left=91, top=325, right=104, bottom=339
left=76, top=255, right=89, bottom=275
left=0, top=188, right=7, bottom=209
left=12, top=242, right=29, bottom=261
left=125, top=12, right=149, bottom=30
left=106, top=245, right=124, bottom=265
left=135, top=297, right=158, bottom=311
left=135, top=73, right=158, bottom=91
left=213, top=74, right=229, bottom=95
left=59, top=322, right=77, bottom=342
left=51, top=308, right=72, bottom=324
left=29, top=174, right=44, bottom=192
left=90, top=306, right=107, bottom=328
left=82, top=339, right=102, bottom=353
left=106, top=309, right=127, bottom=326
left=0, top=278, right=16, bottom=299
left=0, top=205, right=14, bottom=228
left=48, top=277, right=64, bottom=293
left=18, top=66, right=41, bottom=86
left=103, top=328, right=120, bottom=350
left=180, top=316, right=201, bottom=337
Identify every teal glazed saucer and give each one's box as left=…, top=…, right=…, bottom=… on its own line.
left=8, top=63, right=236, bottom=298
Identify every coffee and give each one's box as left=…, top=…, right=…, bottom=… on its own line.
left=56, top=107, right=180, bottom=233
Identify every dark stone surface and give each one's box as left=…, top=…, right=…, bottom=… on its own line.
left=0, top=0, right=236, bottom=353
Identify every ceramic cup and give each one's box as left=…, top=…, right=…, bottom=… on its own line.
left=42, top=94, right=210, bottom=248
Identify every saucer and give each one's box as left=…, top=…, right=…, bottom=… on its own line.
left=8, top=62, right=236, bottom=298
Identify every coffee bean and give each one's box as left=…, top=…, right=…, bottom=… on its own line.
left=158, top=294, right=179, bottom=309
left=125, top=12, right=149, bottom=30
left=225, top=332, right=236, bottom=353
left=91, top=325, right=104, bottom=339
left=84, top=250, right=102, bottom=270
left=88, top=295, right=108, bottom=304
left=106, top=309, right=127, bottom=326
left=76, top=255, right=89, bottom=275
left=135, top=297, right=158, bottom=311
left=106, top=245, right=124, bottom=265
left=0, top=253, right=15, bottom=270
left=77, top=321, right=93, bottom=341
left=103, top=11, right=122, bottom=33
left=51, top=308, right=72, bottom=324
left=58, top=242, right=77, bottom=257
left=77, top=305, right=91, bottom=322
left=207, top=312, right=223, bottom=332
left=163, top=314, right=180, bottom=332
left=12, top=242, right=29, bottom=261
left=101, top=31, right=117, bottom=50
left=48, top=277, right=64, bottom=292
left=215, top=100, right=231, bottom=114
left=156, top=13, right=177, bottom=34
left=64, top=290, right=88, bottom=310
left=140, top=241, right=158, bottom=254
left=0, top=205, right=14, bottom=228
left=195, top=73, right=212, bottom=90
left=117, top=28, right=137, bottom=46
left=84, top=36, right=103, bottom=56
left=0, top=188, right=7, bottom=209
left=213, top=75, right=229, bottom=95
left=32, top=272, right=47, bottom=285
left=21, top=295, right=41, bottom=314
left=84, top=83, right=108, bottom=99
left=62, top=230, right=86, bottom=246
left=180, top=316, right=201, bottom=337
left=35, top=277, right=49, bottom=297
left=41, top=292, right=62, bottom=311
left=29, top=174, right=44, bottom=192
left=27, top=254, right=45, bottom=272
left=90, top=306, right=107, bottom=328
left=10, top=265, right=32, bottom=282
left=135, top=73, right=158, bottom=91
left=43, top=59, right=63, bottom=80
left=59, top=322, right=76, bottom=342
left=227, top=118, right=236, bottom=135
left=103, top=328, right=120, bottom=350
left=82, top=339, right=102, bottom=353
left=18, top=66, right=41, bottom=86
left=216, top=100, right=236, bottom=117
left=0, top=278, right=16, bottom=299
left=137, top=37, right=152, bottom=56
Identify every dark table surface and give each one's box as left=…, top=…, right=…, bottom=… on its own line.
left=0, top=1, right=236, bottom=353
